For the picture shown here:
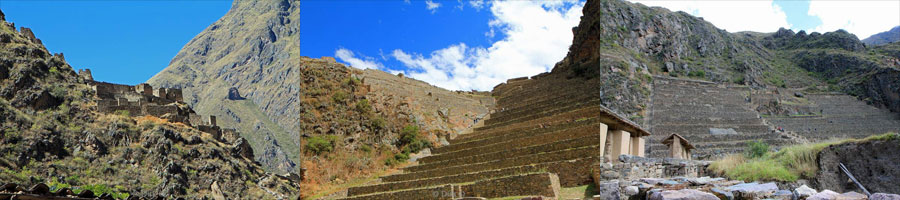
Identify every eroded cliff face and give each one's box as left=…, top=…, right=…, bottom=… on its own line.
left=148, top=0, right=301, bottom=173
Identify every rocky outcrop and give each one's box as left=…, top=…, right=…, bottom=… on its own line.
left=560, top=0, right=774, bottom=85
left=148, top=0, right=301, bottom=174
left=816, top=136, right=900, bottom=193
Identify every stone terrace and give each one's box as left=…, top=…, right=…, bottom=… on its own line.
left=764, top=94, right=900, bottom=141
left=648, top=76, right=789, bottom=159
left=338, top=76, right=649, bottom=199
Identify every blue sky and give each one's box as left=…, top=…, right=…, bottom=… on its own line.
left=302, top=0, right=899, bottom=91
left=301, top=0, right=495, bottom=72
left=0, top=1, right=231, bottom=85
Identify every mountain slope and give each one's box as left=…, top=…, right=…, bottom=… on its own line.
left=543, top=0, right=900, bottom=117
left=0, top=10, right=298, bottom=199
left=147, top=0, right=301, bottom=173
left=298, top=57, right=492, bottom=198
left=863, top=26, right=900, bottom=45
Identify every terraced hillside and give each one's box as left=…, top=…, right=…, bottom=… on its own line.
left=762, top=93, right=900, bottom=141
left=336, top=75, right=649, bottom=199
left=648, top=76, right=789, bottom=158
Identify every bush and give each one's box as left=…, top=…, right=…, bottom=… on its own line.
left=332, top=91, right=349, bottom=104
left=399, top=125, right=431, bottom=154
left=306, top=135, right=338, bottom=155
left=745, top=140, right=769, bottom=158
left=355, top=99, right=372, bottom=114
left=368, top=116, right=385, bottom=130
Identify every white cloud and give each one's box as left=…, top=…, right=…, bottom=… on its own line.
left=456, top=0, right=465, bottom=10
left=628, top=0, right=791, bottom=33
left=404, top=0, right=410, bottom=4
left=807, top=1, right=900, bottom=39
left=469, top=0, right=486, bottom=10
left=425, top=0, right=441, bottom=14
left=390, top=0, right=584, bottom=91
left=335, top=48, right=383, bottom=70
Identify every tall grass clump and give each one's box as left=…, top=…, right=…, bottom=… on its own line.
left=710, top=132, right=900, bottom=182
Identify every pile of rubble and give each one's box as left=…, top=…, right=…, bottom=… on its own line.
left=592, top=176, right=900, bottom=200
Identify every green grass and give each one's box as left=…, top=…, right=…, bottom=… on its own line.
left=558, top=184, right=597, bottom=200
left=710, top=132, right=899, bottom=182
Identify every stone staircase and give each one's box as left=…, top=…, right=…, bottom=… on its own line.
left=648, top=76, right=789, bottom=159
left=337, top=76, right=647, bottom=199
left=763, top=94, right=900, bottom=141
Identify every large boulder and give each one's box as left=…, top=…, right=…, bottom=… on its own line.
left=794, top=185, right=817, bottom=199
left=807, top=190, right=839, bottom=200
left=725, top=182, right=778, bottom=199
left=649, top=189, right=719, bottom=200
left=594, top=181, right=621, bottom=200
left=872, top=193, right=900, bottom=200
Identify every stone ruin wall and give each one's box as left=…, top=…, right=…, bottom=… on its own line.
left=81, top=75, right=236, bottom=142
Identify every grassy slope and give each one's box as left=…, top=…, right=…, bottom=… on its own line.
left=709, top=132, right=900, bottom=182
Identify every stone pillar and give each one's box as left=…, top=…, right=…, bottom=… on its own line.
left=670, top=137, right=683, bottom=159
left=136, top=83, right=153, bottom=96
left=609, top=130, right=631, bottom=162
left=117, top=98, right=127, bottom=106
left=208, top=115, right=217, bottom=126
left=630, top=136, right=645, bottom=157
left=597, top=123, right=609, bottom=159
left=156, top=88, right=166, bottom=98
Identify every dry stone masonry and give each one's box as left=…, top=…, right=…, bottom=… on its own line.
left=79, top=69, right=235, bottom=142
left=339, top=75, right=652, bottom=199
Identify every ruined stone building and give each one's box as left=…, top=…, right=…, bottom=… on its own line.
left=79, top=69, right=236, bottom=141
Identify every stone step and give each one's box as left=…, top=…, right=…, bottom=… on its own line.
left=412, top=133, right=604, bottom=172
left=421, top=123, right=603, bottom=164
left=651, top=117, right=765, bottom=126
left=491, top=94, right=599, bottom=122
left=435, top=118, right=598, bottom=155
left=382, top=145, right=600, bottom=183
left=485, top=98, right=602, bottom=127
left=475, top=105, right=604, bottom=133
left=349, top=158, right=593, bottom=197
left=646, top=132, right=780, bottom=144
left=651, top=124, right=770, bottom=136
left=340, top=172, right=560, bottom=200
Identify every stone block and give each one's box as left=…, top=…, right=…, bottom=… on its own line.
left=649, top=189, right=718, bottom=200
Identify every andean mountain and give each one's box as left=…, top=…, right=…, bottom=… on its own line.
left=148, top=0, right=302, bottom=174
left=0, top=9, right=299, bottom=199
left=863, top=26, right=900, bottom=46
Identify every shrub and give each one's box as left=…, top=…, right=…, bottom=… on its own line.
left=745, top=140, right=769, bottom=158
left=359, top=144, right=372, bottom=153
left=368, top=116, right=385, bottom=130
left=355, top=99, right=372, bottom=114
left=306, top=135, right=338, bottom=155
left=332, top=91, right=349, bottom=104
left=688, top=70, right=706, bottom=77
left=399, top=125, right=431, bottom=154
